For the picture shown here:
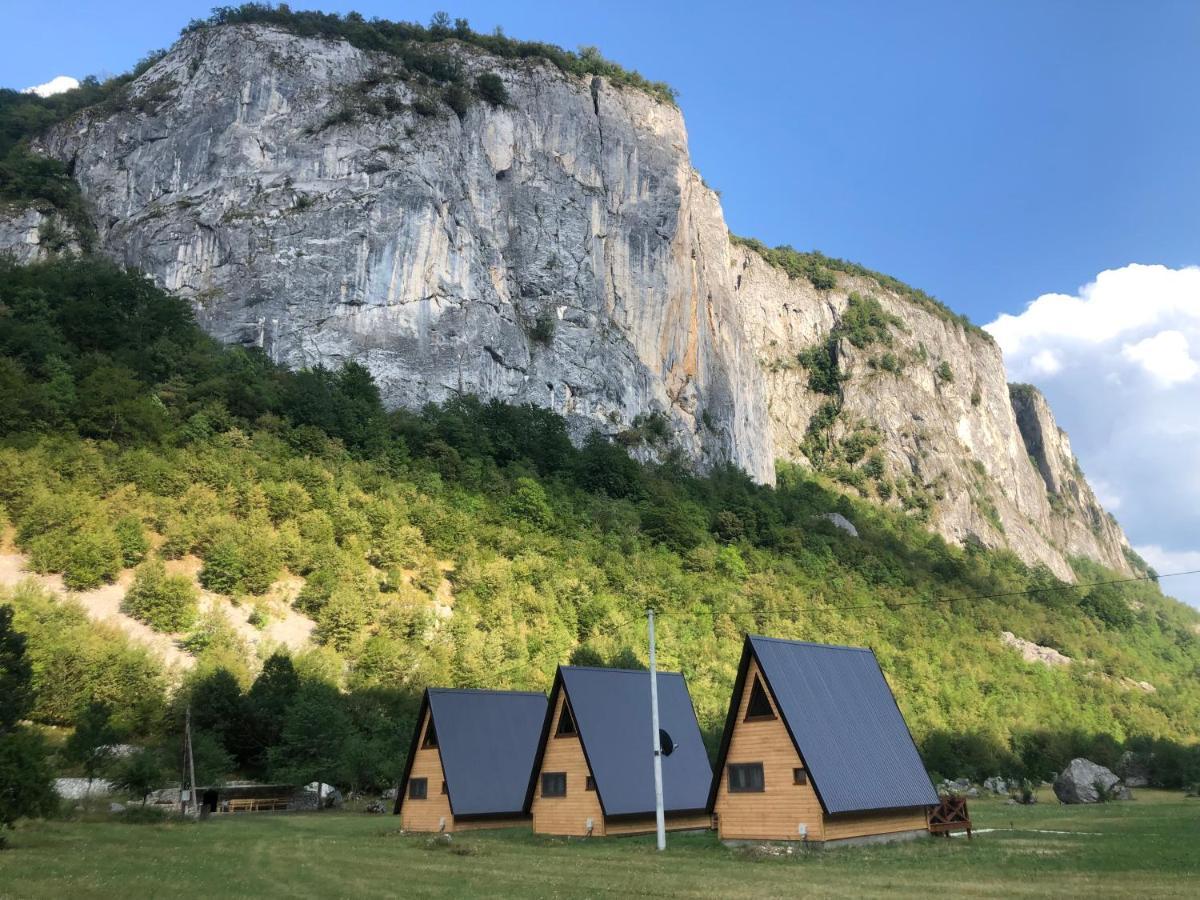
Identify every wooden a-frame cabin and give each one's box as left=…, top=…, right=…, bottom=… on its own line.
left=525, top=665, right=713, bottom=837
left=395, top=687, right=547, bottom=832
left=709, top=635, right=938, bottom=845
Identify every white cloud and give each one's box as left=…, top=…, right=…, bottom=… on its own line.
left=1121, top=331, right=1199, bottom=386
left=22, top=75, right=79, bottom=98
left=986, top=263, right=1200, bottom=609
left=1030, top=349, right=1062, bottom=376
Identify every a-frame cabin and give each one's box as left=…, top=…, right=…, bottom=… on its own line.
left=525, top=665, right=713, bottom=836
left=709, top=636, right=938, bottom=845
left=396, top=688, right=546, bottom=832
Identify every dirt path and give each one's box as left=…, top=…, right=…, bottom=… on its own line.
left=0, top=553, right=196, bottom=670
left=0, top=551, right=315, bottom=671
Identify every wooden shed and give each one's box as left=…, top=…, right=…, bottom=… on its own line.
left=395, top=687, right=546, bottom=832
left=709, top=635, right=938, bottom=845
left=526, top=665, right=713, bottom=837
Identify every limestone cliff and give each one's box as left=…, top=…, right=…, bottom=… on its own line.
left=6, top=23, right=1133, bottom=578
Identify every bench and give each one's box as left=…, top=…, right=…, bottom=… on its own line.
left=227, top=797, right=290, bottom=813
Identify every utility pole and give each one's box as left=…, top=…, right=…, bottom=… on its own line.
left=648, top=608, right=666, bottom=851
left=184, top=705, right=199, bottom=818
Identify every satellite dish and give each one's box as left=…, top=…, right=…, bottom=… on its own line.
left=659, top=729, right=675, bottom=757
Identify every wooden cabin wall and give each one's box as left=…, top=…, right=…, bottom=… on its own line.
left=453, top=815, right=531, bottom=832
left=400, top=709, right=455, bottom=833
left=713, top=658, right=826, bottom=841
left=822, top=806, right=929, bottom=841
left=530, top=691, right=605, bottom=836
left=604, top=813, right=714, bottom=836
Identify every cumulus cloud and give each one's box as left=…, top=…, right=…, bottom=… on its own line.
left=1121, top=331, right=1199, bottom=386
left=22, top=75, right=79, bottom=98
left=986, top=263, right=1200, bottom=608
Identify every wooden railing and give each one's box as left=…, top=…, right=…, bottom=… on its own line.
left=927, top=795, right=972, bottom=838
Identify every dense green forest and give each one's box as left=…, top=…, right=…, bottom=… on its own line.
left=1, top=256, right=1199, bottom=802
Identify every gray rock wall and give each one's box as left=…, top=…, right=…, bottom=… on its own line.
left=13, top=23, right=1133, bottom=578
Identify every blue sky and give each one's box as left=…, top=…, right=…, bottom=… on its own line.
left=5, top=1, right=1200, bottom=604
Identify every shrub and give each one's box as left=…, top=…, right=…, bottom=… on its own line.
left=199, top=537, right=245, bottom=595
left=529, top=312, right=556, bottom=344
left=114, top=516, right=150, bottom=567
left=936, top=361, right=954, bottom=383
left=61, top=525, right=124, bottom=590
left=443, top=83, right=471, bottom=119
left=122, top=558, right=199, bottom=632
left=475, top=72, right=509, bottom=106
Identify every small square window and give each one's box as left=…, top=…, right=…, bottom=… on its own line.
left=585, top=775, right=596, bottom=791
left=542, top=772, right=567, bottom=797
left=728, top=763, right=765, bottom=793
left=793, top=768, right=807, bottom=785
left=408, top=777, right=428, bottom=800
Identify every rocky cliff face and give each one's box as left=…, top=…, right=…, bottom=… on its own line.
left=11, top=23, right=1133, bottom=578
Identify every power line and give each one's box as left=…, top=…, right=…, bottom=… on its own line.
left=770, top=568, right=1200, bottom=617
left=466, top=610, right=647, bottom=686
left=449, top=568, right=1200, bottom=685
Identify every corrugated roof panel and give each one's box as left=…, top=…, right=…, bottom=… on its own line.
left=749, top=636, right=938, bottom=815
left=428, top=688, right=547, bottom=817
left=560, top=667, right=712, bottom=817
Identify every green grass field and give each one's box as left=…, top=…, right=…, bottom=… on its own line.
left=2, top=792, right=1197, bottom=898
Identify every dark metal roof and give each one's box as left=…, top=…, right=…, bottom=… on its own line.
left=552, top=666, right=713, bottom=817
left=745, top=635, right=938, bottom=815
left=425, top=688, right=547, bottom=817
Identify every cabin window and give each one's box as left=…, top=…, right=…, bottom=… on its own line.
left=745, top=676, right=775, bottom=720
left=408, top=778, right=428, bottom=800
left=441, top=781, right=448, bottom=794
left=728, top=763, right=765, bottom=793
left=422, top=720, right=439, bottom=749
left=793, top=768, right=807, bottom=785
left=585, top=776, right=596, bottom=791
left=542, top=772, right=567, bottom=797
left=555, top=703, right=577, bottom=737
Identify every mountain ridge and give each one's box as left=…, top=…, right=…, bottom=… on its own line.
left=2, top=13, right=1132, bottom=582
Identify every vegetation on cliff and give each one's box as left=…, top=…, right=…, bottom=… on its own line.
left=185, top=5, right=677, bottom=105
left=731, top=235, right=991, bottom=341
left=1, top=257, right=1198, bottom=793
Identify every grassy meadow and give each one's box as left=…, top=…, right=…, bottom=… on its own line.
left=1, top=791, right=1197, bottom=898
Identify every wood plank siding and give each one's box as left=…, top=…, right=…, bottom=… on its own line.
left=530, top=691, right=605, bottom=836
left=713, top=658, right=826, bottom=841
left=399, top=709, right=454, bottom=832
left=605, top=813, right=714, bottom=835
left=453, top=815, right=530, bottom=832
left=822, top=806, right=929, bottom=841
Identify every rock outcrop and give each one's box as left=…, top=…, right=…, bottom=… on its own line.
left=7, top=22, right=1135, bottom=578
left=1001, top=631, right=1072, bottom=667
left=0, top=206, right=80, bottom=263
left=1052, top=758, right=1130, bottom=804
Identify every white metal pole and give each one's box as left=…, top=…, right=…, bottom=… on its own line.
left=648, top=609, right=666, bottom=851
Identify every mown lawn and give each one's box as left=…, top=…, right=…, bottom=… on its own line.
left=1, top=792, right=1197, bottom=898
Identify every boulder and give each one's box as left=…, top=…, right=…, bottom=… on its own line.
left=817, top=513, right=859, bottom=538
left=983, top=776, right=1009, bottom=795
left=1053, top=758, right=1131, bottom=804
left=109, top=802, right=126, bottom=814
left=381, top=787, right=398, bottom=800
left=1117, top=751, right=1151, bottom=788
left=296, top=782, right=344, bottom=809
left=937, top=778, right=973, bottom=795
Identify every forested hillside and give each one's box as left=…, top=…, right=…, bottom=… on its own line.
left=2, top=257, right=1199, bottom=793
